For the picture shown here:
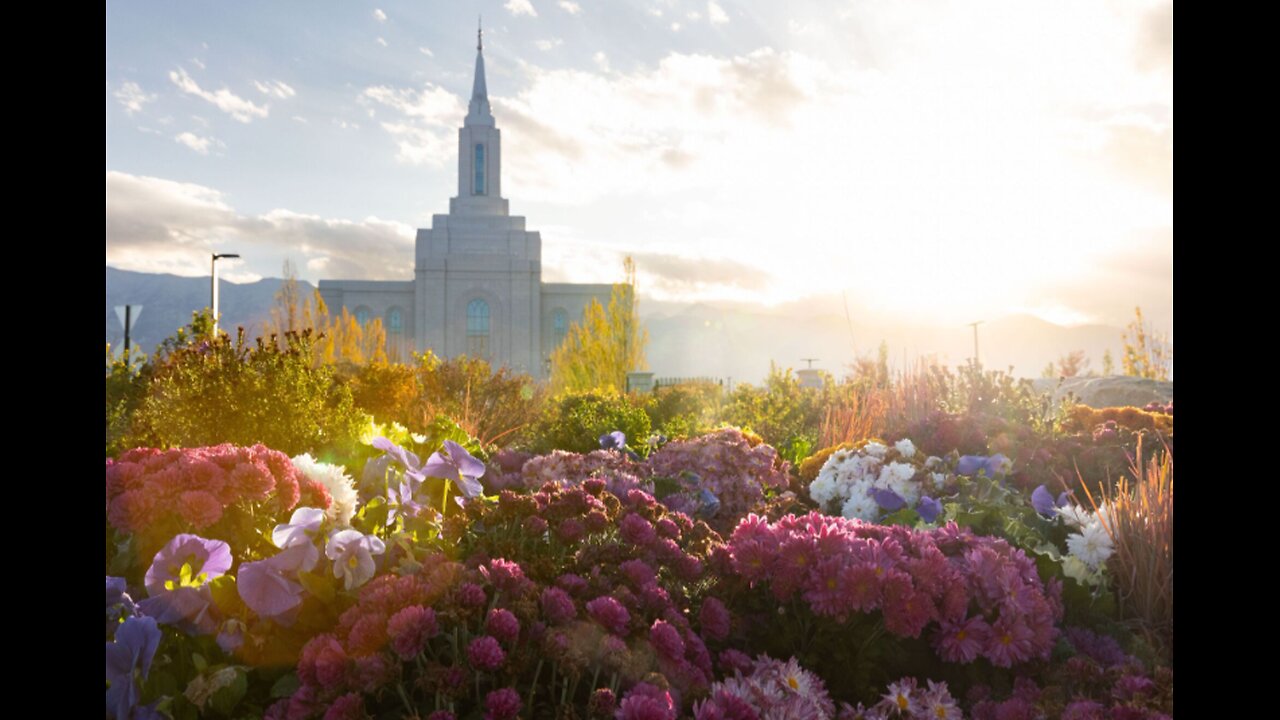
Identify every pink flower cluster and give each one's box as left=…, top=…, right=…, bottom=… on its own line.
left=726, top=514, right=1062, bottom=668
left=647, top=428, right=791, bottom=523
left=106, top=444, right=331, bottom=537
left=839, top=677, right=963, bottom=720
left=693, top=655, right=836, bottom=720
left=510, top=449, right=653, bottom=496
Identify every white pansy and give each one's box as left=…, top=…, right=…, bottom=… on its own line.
left=894, top=439, right=916, bottom=459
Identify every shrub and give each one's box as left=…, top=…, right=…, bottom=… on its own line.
left=415, top=351, right=544, bottom=448
left=531, top=391, right=651, bottom=455
left=128, top=326, right=368, bottom=457
left=645, top=381, right=725, bottom=440
left=346, top=361, right=420, bottom=429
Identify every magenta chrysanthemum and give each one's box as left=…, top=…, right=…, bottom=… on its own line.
left=483, top=688, right=522, bottom=720
left=386, top=605, right=438, bottom=660
left=586, top=595, right=632, bottom=636
left=467, top=635, right=506, bottom=672
left=486, top=608, right=521, bottom=643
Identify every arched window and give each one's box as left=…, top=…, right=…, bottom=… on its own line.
left=387, top=307, right=403, bottom=334
left=467, top=298, right=490, bottom=358
left=552, top=308, right=568, bottom=346
left=354, top=306, right=371, bottom=326
left=473, top=144, right=486, bottom=196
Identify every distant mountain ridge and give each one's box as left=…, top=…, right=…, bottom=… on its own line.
left=106, top=267, right=1129, bottom=383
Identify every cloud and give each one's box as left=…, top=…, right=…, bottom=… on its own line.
left=670, top=22, right=681, bottom=32
left=174, top=131, right=221, bottom=155
left=168, top=67, right=269, bottom=122
left=376, top=37, right=388, bottom=47
left=707, top=1, right=728, bottom=24
left=686, top=11, right=701, bottom=21
left=592, top=51, right=609, bottom=71
left=115, top=81, right=157, bottom=115
left=253, top=80, right=296, bottom=99
left=333, top=119, right=360, bottom=130
left=373, top=8, right=387, bottom=22
left=362, top=84, right=465, bottom=165
left=631, top=252, right=773, bottom=291
left=505, top=0, right=537, bottom=18
left=1136, top=2, right=1172, bottom=72
left=291, top=115, right=308, bottom=124
left=106, top=171, right=416, bottom=282
left=419, top=46, right=434, bottom=57
left=558, top=1, right=580, bottom=14
left=536, top=38, right=563, bottom=51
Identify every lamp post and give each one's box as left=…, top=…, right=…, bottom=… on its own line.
left=211, top=253, right=241, bottom=335
left=967, top=320, right=984, bottom=368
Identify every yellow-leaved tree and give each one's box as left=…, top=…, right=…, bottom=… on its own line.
left=550, top=257, right=648, bottom=393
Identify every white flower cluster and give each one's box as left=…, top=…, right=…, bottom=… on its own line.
left=292, top=453, right=360, bottom=528
left=809, top=440, right=925, bottom=522
left=1057, top=502, right=1115, bottom=586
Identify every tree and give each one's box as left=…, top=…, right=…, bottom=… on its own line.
left=1121, top=306, right=1172, bottom=381
left=549, top=257, right=649, bottom=394
left=1102, top=349, right=1115, bottom=376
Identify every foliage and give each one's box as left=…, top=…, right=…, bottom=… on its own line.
left=127, top=324, right=368, bottom=457
left=346, top=361, right=421, bottom=430
left=550, top=257, right=648, bottom=394
left=722, top=363, right=834, bottom=455
left=1121, top=306, right=1172, bottom=381
left=531, top=390, right=652, bottom=455
left=1063, top=405, right=1173, bottom=436
left=415, top=351, right=544, bottom=448
left=106, top=345, right=152, bottom=458
left=644, top=380, right=725, bottom=440
left=1042, top=350, right=1090, bottom=379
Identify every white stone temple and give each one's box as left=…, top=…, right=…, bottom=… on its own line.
left=319, top=28, right=612, bottom=377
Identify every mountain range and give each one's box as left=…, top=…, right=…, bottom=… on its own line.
left=106, top=267, right=1130, bottom=383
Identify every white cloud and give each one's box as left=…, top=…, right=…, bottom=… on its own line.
left=707, top=1, right=729, bottom=24
left=168, top=67, right=269, bottom=123
left=253, top=80, right=296, bottom=99
left=536, top=38, right=564, bottom=51
left=333, top=119, right=360, bottom=130
left=115, top=81, right=156, bottom=115
left=592, top=51, right=609, bottom=71
left=361, top=84, right=465, bottom=165
left=291, top=115, right=308, bottom=124
left=106, top=171, right=416, bottom=282
left=670, top=22, right=681, bottom=31
left=376, top=37, right=388, bottom=47
left=174, top=132, right=221, bottom=155
left=505, top=0, right=538, bottom=17
left=419, top=46, right=434, bottom=57
left=558, top=1, right=581, bottom=14
left=373, top=8, right=387, bottom=22
left=190, top=58, right=206, bottom=70
left=648, top=8, right=663, bottom=17
left=687, top=11, right=701, bottom=21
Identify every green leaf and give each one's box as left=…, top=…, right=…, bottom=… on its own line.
left=209, top=668, right=248, bottom=716
left=191, top=654, right=207, bottom=672
left=297, top=569, right=336, bottom=604
left=270, top=672, right=300, bottom=699
left=882, top=508, right=920, bottom=527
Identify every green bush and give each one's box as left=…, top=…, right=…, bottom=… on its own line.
left=530, top=390, right=651, bottom=454
left=722, top=364, right=833, bottom=457
left=413, top=351, right=544, bottom=448
left=127, top=321, right=367, bottom=457
left=645, top=380, right=725, bottom=439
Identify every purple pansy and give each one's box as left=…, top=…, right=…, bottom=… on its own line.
left=105, top=615, right=161, bottom=720
left=237, top=543, right=318, bottom=620
left=422, top=440, right=487, bottom=500
left=372, top=436, right=424, bottom=481
left=599, top=431, right=627, bottom=450
left=870, top=487, right=907, bottom=511
left=1030, top=485, right=1057, bottom=517
left=956, top=455, right=987, bottom=476
left=917, top=496, right=943, bottom=523
left=138, top=534, right=231, bottom=635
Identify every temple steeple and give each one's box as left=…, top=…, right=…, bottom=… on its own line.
left=453, top=21, right=505, bottom=215
left=466, top=18, right=493, bottom=126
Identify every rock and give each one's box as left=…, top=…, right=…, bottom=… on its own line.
left=1030, top=376, right=1173, bottom=409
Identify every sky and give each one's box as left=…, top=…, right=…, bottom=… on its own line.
left=106, top=0, right=1173, bottom=333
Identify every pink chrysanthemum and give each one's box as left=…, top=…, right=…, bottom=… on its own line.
left=586, top=595, right=631, bottom=636
left=936, top=616, right=988, bottom=664
left=467, top=635, right=506, bottom=671
left=457, top=582, right=487, bottom=608
left=483, top=688, right=522, bottom=720
left=177, top=490, right=223, bottom=529
left=621, top=559, right=658, bottom=588
left=541, top=586, right=577, bottom=624
left=620, top=513, right=657, bottom=545
left=986, top=614, right=1036, bottom=668
left=699, top=597, right=731, bottom=641
left=882, top=576, right=935, bottom=638
left=617, top=682, right=677, bottom=720
left=649, top=620, right=686, bottom=660
left=386, top=605, right=438, bottom=659
left=486, top=608, right=521, bottom=643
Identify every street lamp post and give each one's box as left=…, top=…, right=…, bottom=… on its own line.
left=967, top=320, right=984, bottom=368
left=211, top=253, right=241, bottom=335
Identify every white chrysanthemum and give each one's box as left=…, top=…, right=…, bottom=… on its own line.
left=894, top=439, right=916, bottom=459
left=842, top=491, right=880, bottom=521
left=1056, top=503, right=1092, bottom=529
left=809, top=475, right=838, bottom=508
left=885, top=476, right=920, bottom=507
left=930, top=472, right=947, bottom=489
left=925, top=456, right=943, bottom=469
left=862, top=441, right=888, bottom=459
left=1066, top=523, right=1114, bottom=570
left=292, top=453, right=359, bottom=527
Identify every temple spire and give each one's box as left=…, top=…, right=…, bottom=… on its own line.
left=467, top=18, right=492, bottom=124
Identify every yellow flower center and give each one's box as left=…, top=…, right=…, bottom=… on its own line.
left=348, top=555, right=359, bottom=569
left=874, top=567, right=884, bottom=577
left=827, top=578, right=837, bottom=590
left=897, top=694, right=909, bottom=710
left=1001, top=633, right=1012, bottom=645
left=787, top=676, right=799, bottom=690
left=936, top=706, right=948, bottom=718
left=956, top=630, right=966, bottom=641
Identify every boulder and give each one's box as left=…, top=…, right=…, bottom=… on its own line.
left=1030, top=376, right=1173, bottom=409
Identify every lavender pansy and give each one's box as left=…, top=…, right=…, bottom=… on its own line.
left=105, top=615, right=161, bottom=720
left=917, top=496, right=943, bottom=523
left=956, top=455, right=987, bottom=476
left=599, top=431, right=627, bottom=450
left=372, top=436, right=423, bottom=480
left=422, top=440, right=487, bottom=500
left=143, top=534, right=232, bottom=597
left=870, top=487, right=907, bottom=511
left=326, top=529, right=387, bottom=590
left=1031, top=485, right=1057, bottom=517
left=236, top=544, right=313, bottom=621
